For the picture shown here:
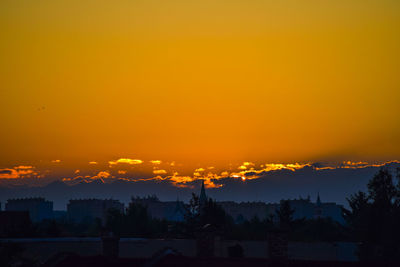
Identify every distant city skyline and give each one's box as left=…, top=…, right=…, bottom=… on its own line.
left=2, top=185, right=345, bottom=225
left=1, top=160, right=399, bottom=210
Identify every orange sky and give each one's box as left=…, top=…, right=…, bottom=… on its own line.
left=1, top=0, right=400, bottom=170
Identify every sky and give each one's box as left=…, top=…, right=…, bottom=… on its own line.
left=1, top=1, right=400, bottom=185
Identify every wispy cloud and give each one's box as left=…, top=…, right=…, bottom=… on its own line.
left=0, top=169, right=19, bottom=179
left=153, top=169, right=167, bottom=175
left=14, top=165, right=35, bottom=175
left=3, top=159, right=400, bottom=190
left=96, top=171, right=110, bottom=179
left=109, top=158, right=143, bottom=166
left=0, top=166, right=37, bottom=179
left=313, top=160, right=400, bottom=170
left=62, top=171, right=111, bottom=184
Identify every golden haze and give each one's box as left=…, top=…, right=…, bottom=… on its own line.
left=1, top=0, right=400, bottom=168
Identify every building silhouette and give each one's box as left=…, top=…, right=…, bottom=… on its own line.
left=169, top=198, right=187, bottom=222
left=131, top=184, right=344, bottom=224
left=130, top=196, right=187, bottom=222
left=5, top=197, right=53, bottom=222
left=218, top=201, right=275, bottom=222
left=67, top=199, right=124, bottom=224
left=220, top=195, right=345, bottom=224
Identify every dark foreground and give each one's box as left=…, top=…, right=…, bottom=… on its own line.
left=42, top=253, right=399, bottom=267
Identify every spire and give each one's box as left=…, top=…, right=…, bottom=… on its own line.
left=174, top=195, right=181, bottom=211
left=314, top=192, right=323, bottom=218
left=169, top=197, right=186, bottom=222
left=199, top=180, right=207, bottom=206
left=174, top=197, right=182, bottom=212
left=316, top=192, right=321, bottom=206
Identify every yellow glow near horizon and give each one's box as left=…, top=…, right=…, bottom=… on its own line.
left=0, top=0, right=400, bottom=168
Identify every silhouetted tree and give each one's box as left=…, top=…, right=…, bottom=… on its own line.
left=343, top=191, right=370, bottom=242
left=125, top=201, right=152, bottom=236
left=200, top=199, right=229, bottom=226
left=187, top=193, right=200, bottom=216
left=276, top=200, right=294, bottom=229
left=344, top=168, right=400, bottom=261
left=183, top=193, right=201, bottom=237
left=106, top=208, right=125, bottom=236
left=184, top=193, right=233, bottom=237
left=106, top=200, right=168, bottom=237
left=368, top=169, right=397, bottom=208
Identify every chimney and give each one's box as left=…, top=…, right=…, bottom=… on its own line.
left=267, top=229, right=288, bottom=263
left=101, top=232, right=120, bottom=259
left=196, top=224, right=216, bottom=258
